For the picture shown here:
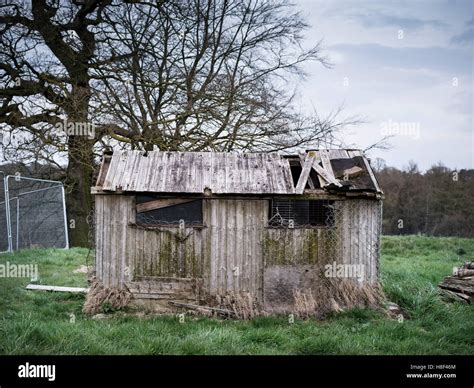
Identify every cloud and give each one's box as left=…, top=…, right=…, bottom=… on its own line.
left=329, top=43, right=472, bottom=74
left=450, top=17, right=474, bottom=45
left=349, top=10, right=448, bottom=30
left=293, top=0, right=473, bottom=170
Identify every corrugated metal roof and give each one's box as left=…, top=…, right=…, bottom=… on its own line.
left=95, top=149, right=382, bottom=195
left=100, top=151, right=295, bottom=194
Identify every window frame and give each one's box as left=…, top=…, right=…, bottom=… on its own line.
left=267, top=198, right=335, bottom=229
left=133, top=195, right=205, bottom=228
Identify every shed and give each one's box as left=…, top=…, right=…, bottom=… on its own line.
left=92, top=149, right=383, bottom=313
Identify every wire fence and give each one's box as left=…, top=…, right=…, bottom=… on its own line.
left=0, top=175, right=69, bottom=252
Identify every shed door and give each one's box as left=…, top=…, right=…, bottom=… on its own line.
left=205, top=199, right=267, bottom=300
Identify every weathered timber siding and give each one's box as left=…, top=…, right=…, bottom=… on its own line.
left=95, top=195, right=208, bottom=291
left=262, top=205, right=343, bottom=309
left=263, top=228, right=335, bottom=266
left=95, top=196, right=267, bottom=299
left=101, top=151, right=295, bottom=194
left=340, top=199, right=382, bottom=283
left=262, top=199, right=382, bottom=309
left=95, top=195, right=382, bottom=304
left=95, top=195, right=132, bottom=288
left=205, top=199, right=267, bottom=299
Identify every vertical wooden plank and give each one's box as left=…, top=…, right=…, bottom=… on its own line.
left=101, top=196, right=109, bottom=287
left=151, top=152, right=164, bottom=192
left=369, top=200, right=375, bottom=283
left=210, top=199, right=219, bottom=293
left=149, top=226, right=155, bottom=277
left=111, top=196, right=119, bottom=287
left=245, top=200, right=253, bottom=293
left=158, top=228, right=165, bottom=276
left=254, top=200, right=262, bottom=295
left=259, top=200, right=268, bottom=301
left=235, top=200, right=244, bottom=292
left=280, top=158, right=295, bottom=194
left=249, top=200, right=257, bottom=295
left=144, top=228, right=150, bottom=276
left=128, top=197, right=136, bottom=282
left=95, top=195, right=103, bottom=281
left=134, top=152, right=149, bottom=191
left=350, top=201, right=357, bottom=269
left=359, top=200, right=368, bottom=282
left=201, top=198, right=210, bottom=293
left=227, top=200, right=236, bottom=292
left=377, top=201, right=383, bottom=282
left=135, top=228, right=142, bottom=277
left=119, top=197, right=128, bottom=288
left=105, top=196, right=112, bottom=287
left=340, top=201, right=349, bottom=266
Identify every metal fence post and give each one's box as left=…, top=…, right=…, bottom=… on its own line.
left=16, top=197, right=20, bottom=251
left=61, top=185, right=69, bottom=249
left=0, top=171, right=10, bottom=253
left=4, top=175, right=12, bottom=252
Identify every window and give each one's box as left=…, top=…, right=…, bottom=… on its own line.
left=268, top=199, right=334, bottom=227
left=135, top=195, right=203, bottom=226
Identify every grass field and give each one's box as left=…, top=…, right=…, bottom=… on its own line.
left=0, top=236, right=473, bottom=355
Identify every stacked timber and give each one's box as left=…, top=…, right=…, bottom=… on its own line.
left=438, top=261, right=474, bottom=304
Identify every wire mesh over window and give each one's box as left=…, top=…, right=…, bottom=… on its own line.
left=268, top=199, right=335, bottom=228
left=135, top=196, right=203, bottom=226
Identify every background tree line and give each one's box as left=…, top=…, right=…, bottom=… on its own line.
left=374, top=160, right=474, bottom=238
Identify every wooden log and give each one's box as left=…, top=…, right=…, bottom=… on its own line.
left=439, top=276, right=474, bottom=295
left=455, top=269, right=474, bottom=277
left=439, top=289, right=471, bottom=303
left=463, top=262, right=474, bottom=270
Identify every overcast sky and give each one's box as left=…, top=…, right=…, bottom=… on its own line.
left=293, top=0, right=473, bottom=171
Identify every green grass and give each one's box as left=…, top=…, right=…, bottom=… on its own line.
left=0, top=236, right=473, bottom=355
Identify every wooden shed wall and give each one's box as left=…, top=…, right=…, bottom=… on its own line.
left=95, top=195, right=382, bottom=303
left=206, top=199, right=267, bottom=298
left=95, top=196, right=267, bottom=299
left=340, top=199, right=382, bottom=283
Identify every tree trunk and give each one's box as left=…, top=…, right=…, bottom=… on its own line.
left=66, top=136, right=94, bottom=247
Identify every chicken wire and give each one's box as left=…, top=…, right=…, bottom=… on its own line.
left=0, top=175, right=69, bottom=252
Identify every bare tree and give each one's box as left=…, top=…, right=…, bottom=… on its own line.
left=92, top=0, right=351, bottom=152
left=0, top=0, right=129, bottom=246
left=1, top=0, right=351, bottom=246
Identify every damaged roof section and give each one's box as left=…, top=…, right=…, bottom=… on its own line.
left=291, top=149, right=381, bottom=195
left=94, top=149, right=382, bottom=196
